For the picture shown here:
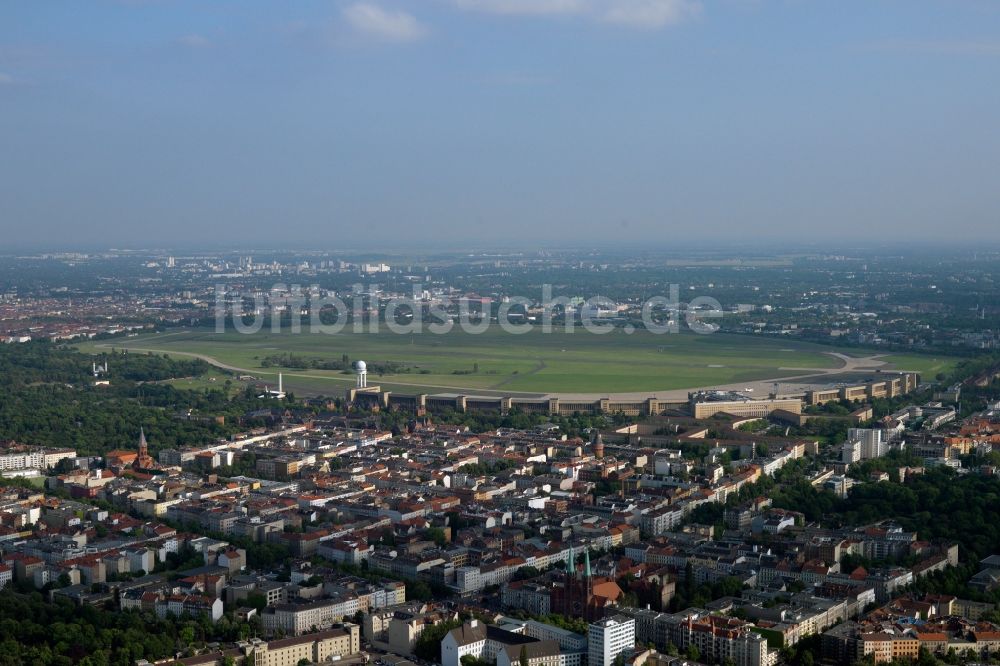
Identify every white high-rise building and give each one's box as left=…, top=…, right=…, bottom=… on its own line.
left=840, top=440, right=861, bottom=464
left=588, top=615, right=635, bottom=666
left=848, top=428, right=885, bottom=459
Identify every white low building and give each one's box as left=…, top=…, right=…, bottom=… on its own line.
left=442, top=620, right=542, bottom=666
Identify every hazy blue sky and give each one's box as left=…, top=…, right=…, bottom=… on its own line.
left=2, top=1, right=999, bottom=250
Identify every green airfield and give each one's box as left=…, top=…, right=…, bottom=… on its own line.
left=863, top=354, right=954, bottom=378
left=79, top=327, right=955, bottom=396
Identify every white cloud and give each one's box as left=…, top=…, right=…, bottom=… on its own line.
left=453, top=0, right=588, bottom=16
left=343, top=3, right=428, bottom=43
left=452, top=0, right=700, bottom=28
left=600, top=0, right=700, bottom=29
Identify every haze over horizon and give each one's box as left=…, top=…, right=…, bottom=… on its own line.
left=3, top=0, right=1000, bottom=249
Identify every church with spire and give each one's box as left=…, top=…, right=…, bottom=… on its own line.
left=550, top=545, right=622, bottom=621
left=133, top=427, right=156, bottom=470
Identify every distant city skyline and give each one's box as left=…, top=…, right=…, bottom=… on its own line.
left=2, top=0, right=1000, bottom=248
left=5, top=239, right=999, bottom=255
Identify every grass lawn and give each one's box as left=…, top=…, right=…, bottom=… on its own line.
left=157, top=371, right=249, bottom=395
left=0, top=475, right=47, bottom=488
left=879, top=354, right=958, bottom=378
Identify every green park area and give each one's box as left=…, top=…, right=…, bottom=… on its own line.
left=79, top=327, right=953, bottom=396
